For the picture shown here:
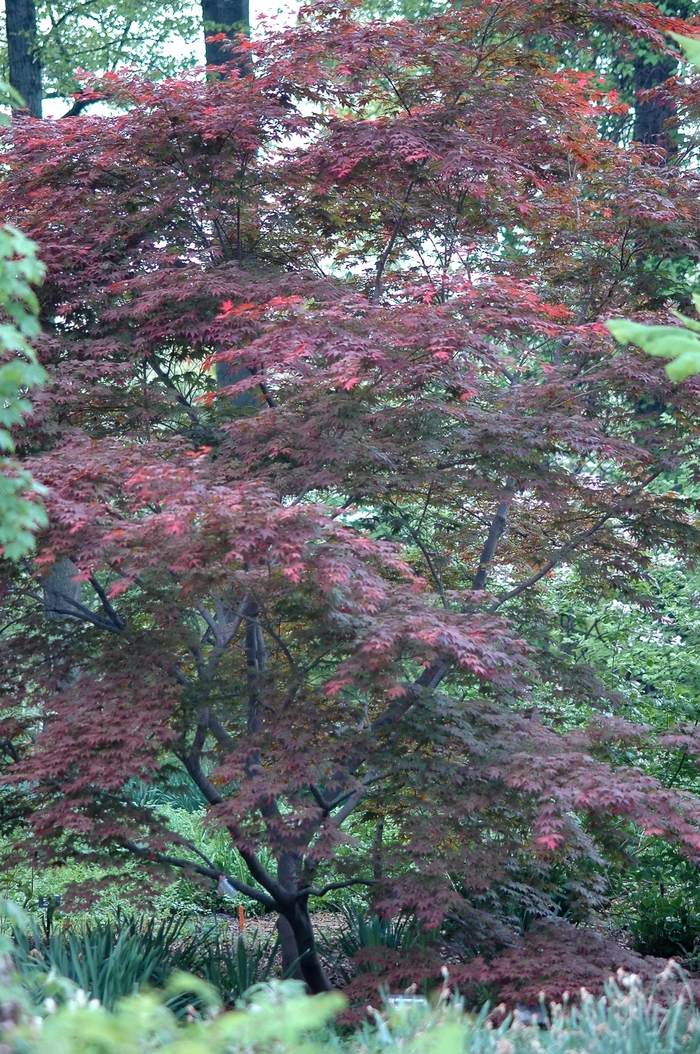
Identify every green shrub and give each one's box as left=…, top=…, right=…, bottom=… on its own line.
left=337, top=906, right=419, bottom=955
left=199, top=932, right=280, bottom=1004
left=625, top=889, right=700, bottom=960
left=12, top=913, right=204, bottom=1010
left=609, top=846, right=700, bottom=962
left=11, top=909, right=282, bottom=1013
left=6, top=900, right=700, bottom=1054
left=3, top=975, right=345, bottom=1054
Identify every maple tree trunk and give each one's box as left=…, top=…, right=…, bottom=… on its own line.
left=5, top=0, right=41, bottom=118
left=276, top=851, right=331, bottom=992
left=276, top=915, right=305, bottom=981
left=201, top=0, right=249, bottom=67
left=282, top=902, right=332, bottom=994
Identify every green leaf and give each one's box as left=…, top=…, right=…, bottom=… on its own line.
left=163, top=970, right=222, bottom=1011
left=0, top=898, right=29, bottom=931
left=665, top=351, right=700, bottom=381
left=669, top=32, right=700, bottom=72
left=606, top=317, right=700, bottom=381
left=670, top=309, right=700, bottom=334
left=0, top=79, right=26, bottom=125
left=0, top=223, right=47, bottom=559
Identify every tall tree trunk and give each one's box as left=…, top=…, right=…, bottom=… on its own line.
left=276, top=915, right=305, bottom=981
left=42, top=557, right=81, bottom=619
left=5, top=0, right=42, bottom=118
left=201, top=0, right=249, bottom=68
left=203, top=0, right=259, bottom=404
left=631, top=0, right=695, bottom=154
left=283, top=900, right=333, bottom=994
left=632, top=51, right=676, bottom=152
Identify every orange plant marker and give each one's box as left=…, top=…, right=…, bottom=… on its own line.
left=238, top=904, right=245, bottom=932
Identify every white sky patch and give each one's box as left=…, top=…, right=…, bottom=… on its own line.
left=252, top=0, right=301, bottom=35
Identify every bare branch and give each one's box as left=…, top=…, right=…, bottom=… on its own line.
left=327, top=771, right=388, bottom=828
left=23, top=588, right=124, bottom=634
left=121, top=839, right=276, bottom=909
left=471, top=479, right=516, bottom=591
left=196, top=602, right=220, bottom=642
left=181, top=744, right=225, bottom=806
left=372, top=178, right=415, bottom=302
left=171, top=666, right=190, bottom=686
left=296, top=877, right=376, bottom=899
left=209, top=714, right=235, bottom=753
left=148, top=356, right=205, bottom=426
left=309, top=784, right=329, bottom=811
left=490, top=512, right=613, bottom=610
left=200, top=595, right=248, bottom=680
left=88, top=574, right=126, bottom=630
left=175, top=838, right=218, bottom=871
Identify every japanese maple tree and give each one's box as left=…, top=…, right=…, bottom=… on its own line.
left=2, top=0, right=700, bottom=995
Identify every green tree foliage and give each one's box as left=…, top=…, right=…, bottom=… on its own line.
left=0, top=0, right=200, bottom=107
left=0, top=82, right=46, bottom=560
left=360, top=0, right=445, bottom=18
left=0, top=224, right=47, bottom=560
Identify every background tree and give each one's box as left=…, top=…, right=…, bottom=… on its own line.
left=362, top=0, right=697, bottom=151
left=5, top=0, right=41, bottom=117
left=202, top=0, right=248, bottom=67
left=2, top=0, right=201, bottom=116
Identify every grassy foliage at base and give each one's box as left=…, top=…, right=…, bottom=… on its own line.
left=4, top=966, right=700, bottom=1054
left=7, top=911, right=280, bottom=1012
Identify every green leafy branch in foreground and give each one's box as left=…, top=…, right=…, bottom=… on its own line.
left=606, top=301, right=700, bottom=382
left=606, top=32, right=700, bottom=383
left=0, top=83, right=47, bottom=561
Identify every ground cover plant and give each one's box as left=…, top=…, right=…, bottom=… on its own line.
left=4, top=914, right=700, bottom=1054
left=4, top=0, right=700, bottom=1005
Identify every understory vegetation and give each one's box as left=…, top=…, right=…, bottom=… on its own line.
left=3, top=916, right=700, bottom=1054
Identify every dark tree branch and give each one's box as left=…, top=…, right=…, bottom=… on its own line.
left=372, top=178, right=415, bottom=301
left=296, top=877, right=376, bottom=899
left=61, top=94, right=100, bottom=118
left=0, top=738, right=19, bottom=763
left=88, top=574, right=125, bottom=630
left=121, top=839, right=276, bottom=909
left=208, top=714, right=235, bottom=753
left=181, top=741, right=225, bottom=806
left=471, top=479, right=516, bottom=590
left=308, top=784, right=329, bottom=811
left=24, top=588, right=124, bottom=634
left=198, top=595, right=247, bottom=679
left=148, top=356, right=207, bottom=427
left=180, top=712, right=289, bottom=905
